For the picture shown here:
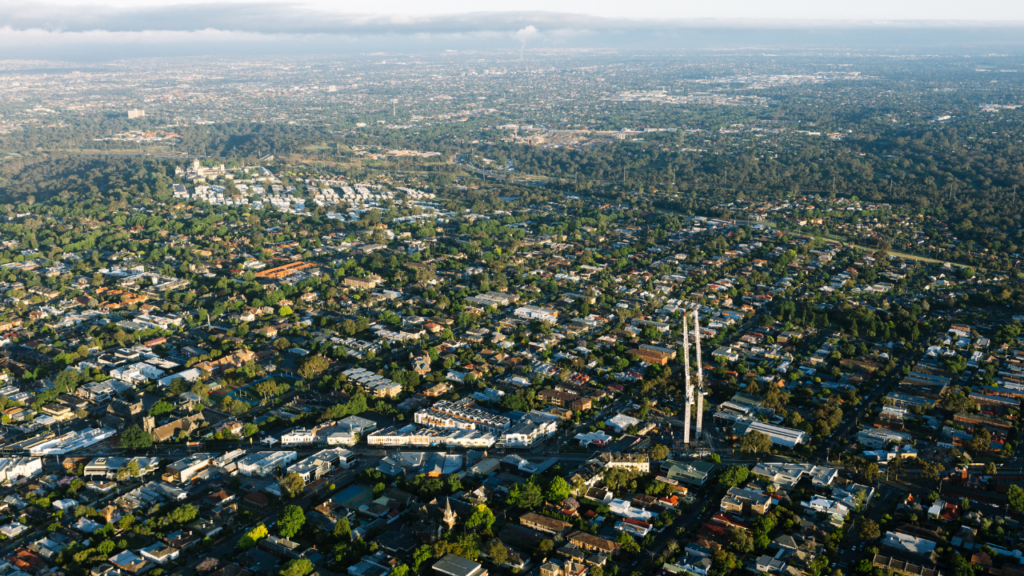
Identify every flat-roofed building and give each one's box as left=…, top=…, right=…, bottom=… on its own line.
left=858, top=428, right=913, bottom=449
left=751, top=462, right=838, bottom=487
left=740, top=421, right=809, bottom=448
left=432, top=554, right=488, bottom=576
left=286, top=448, right=354, bottom=482
left=236, top=451, right=297, bottom=477
left=594, top=453, right=650, bottom=473
left=660, top=459, right=716, bottom=486
left=0, top=458, right=42, bottom=482
left=281, top=427, right=317, bottom=446
left=164, top=453, right=217, bottom=483
left=514, top=305, right=559, bottom=323
left=626, top=345, right=676, bottom=366
left=415, top=399, right=511, bottom=435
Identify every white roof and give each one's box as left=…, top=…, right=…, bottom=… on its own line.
left=607, top=413, right=641, bottom=430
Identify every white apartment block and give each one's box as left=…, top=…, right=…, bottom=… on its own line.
left=414, top=399, right=511, bottom=435
left=368, top=425, right=495, bottom=448
left=0, top=458, right=42, bottom=482
left=501, top=416, right=559, bottom=448
left=110, top=362, right=166, bottom=385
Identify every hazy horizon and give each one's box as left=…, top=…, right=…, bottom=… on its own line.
left=5, top=0, right=1024, bottom=61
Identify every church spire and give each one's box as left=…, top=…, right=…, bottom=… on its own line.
left=442, top=497, right=457, bottom=530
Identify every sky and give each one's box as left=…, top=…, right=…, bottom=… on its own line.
left=18, top=0, right=1024, bottom=21
left=3, top=0, right=1024, bottom=61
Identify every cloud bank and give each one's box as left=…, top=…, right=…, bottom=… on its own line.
left=3, top=1, right=1024, bottom=61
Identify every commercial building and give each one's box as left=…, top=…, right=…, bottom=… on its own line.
left=432, top=554, right=488, bottom=576
left=740, top=421, right=809, bottom=448
left=378, top=452, right=463, bottom=477
left=286, top=448, right=354, bottom=482
left=660, top=459, right=716, bottom=486
left=858, top=428, right=913, bottom=449
left=465, top=292, right=519, bottom=308
left=235, top=451, right=297, bottom=477
left=83, top=457, right=160, bottom=479
left=281, top=427, right=317, bottom=446
left=28, top=428, right=116, bottom=455
left=605, top=413, right=642, bottom=434
left=164, top=453, right=217, bottom=483
left=326, top=415, right=378, bottom=445
left=514, top=305, right=559, bottom=323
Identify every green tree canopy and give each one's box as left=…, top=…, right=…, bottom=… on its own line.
left=277, top=505, right=306, bottom=538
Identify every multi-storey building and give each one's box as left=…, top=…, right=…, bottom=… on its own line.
left=367, top=425, right=495, bottom=448
left=593, top=453, right=650, bottom=473
left=414, top=399, right=511, bottom=435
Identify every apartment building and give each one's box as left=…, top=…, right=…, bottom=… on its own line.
left=721, top=487, right=772, bottom=515
left=414, top=399, right=511, bottom=435
left=500, top=414, right=559, bottom=448
left=567, top=531, right=619, bottom=556
left=0, top=458, right=42, bottom=482
left=368, top=425, right=495, bottom=448
left=520, top=512, right=573, bottom=537
left=594, top=453, right=650, bottom=473
left=325, top=415, right=377, bottom=446
left=538, top=389, right=592, bottom=411
left=625, top=344, right=677, bottom=366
